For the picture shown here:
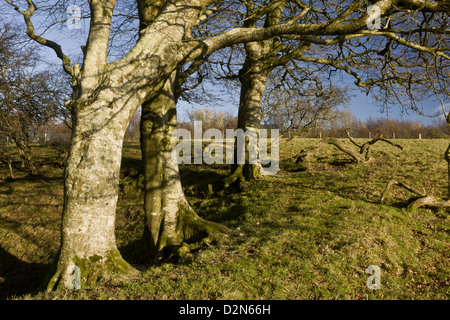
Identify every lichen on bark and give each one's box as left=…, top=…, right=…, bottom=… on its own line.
left=44, top=249, right=138, bottom=292
left=140, top=76, right=230, bottom=263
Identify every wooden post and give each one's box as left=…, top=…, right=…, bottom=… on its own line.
left=419, top=133, right=422, bottom=140
left=319, top=132, right=322, bottom=139
left=393, top=133, right=395, bottom=139
left=369, top=132, right=371, bottom=139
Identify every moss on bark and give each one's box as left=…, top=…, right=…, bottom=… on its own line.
left=140, top=77, right=230, bottom=264
left=146, top=203, right=231, bottom=263
left=43, top=249, right=139, bottom=292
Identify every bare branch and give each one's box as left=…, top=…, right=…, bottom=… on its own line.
left=4, top=0, right=74, bottom=76
left=380, top=179, right=427, bottom=204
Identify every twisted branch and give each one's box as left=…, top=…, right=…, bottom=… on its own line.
left=292, top=130, right=403, bottom=163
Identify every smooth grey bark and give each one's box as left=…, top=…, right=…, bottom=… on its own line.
left=140, top=75, right=229, bottom=262
left=44, top=1, right=213, bottom=290
left=229, top=1, right=286, bottom=183
left=232, top=54, right=270, bottom=181
left=45, top=105, right=138, bottom=290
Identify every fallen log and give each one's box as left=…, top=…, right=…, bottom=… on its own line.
left=292, top=130, right=403, bottom=164
left=381, top=179, right=450, bottom=210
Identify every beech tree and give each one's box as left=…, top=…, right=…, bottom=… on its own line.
left=4, top=0, right=449, bottom=290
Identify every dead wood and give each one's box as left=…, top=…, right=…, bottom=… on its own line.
left=381, top=179, right=450, bottom=210
left=292, top=130, right=403, bottom=164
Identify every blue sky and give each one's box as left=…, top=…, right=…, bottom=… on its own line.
left=175, top=83, right=446, bottom=125
left=9, top=7, right=445, bottom=127
left=38, top=28, right=449, bottom=127
left=345, top=91, right=444, bottom=125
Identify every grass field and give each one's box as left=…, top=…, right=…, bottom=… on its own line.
left=0, top=138, right=448, bottom=300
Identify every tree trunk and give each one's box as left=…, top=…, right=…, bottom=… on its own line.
left=0, top=151, right=15, bottom=179
left=445, top=143, right=450, bottom=199
left=44, top=102, right=138, bottom=291
left=16, top=141, right=35, bottom=172
left=229, top=52, right=270, bottom=184
left=227, top=2, right=286, bottom=184
left=140, top=77, right=229, bottom=263
left=42, top=1, right=226, bottom=290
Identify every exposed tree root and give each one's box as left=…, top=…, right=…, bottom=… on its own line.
left=43, top=249, right=140, bottom=292
left=381, top=140, right=450, bottom=211
left=222, top=163, right=262, bottom=193
left=408, top=196, right=450, bottom=210
left=381, top=179, right=450, bottom=210
left=381, top=179, right=426, bottom=203
left=149, top=204, right=232, bottom=264
left=223, top=165, right=246, bottom=189
left=345, top=130, right=403, bottom=154
left=292, top=130, right=403, bottom=164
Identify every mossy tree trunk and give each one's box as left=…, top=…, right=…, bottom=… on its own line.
left=140, top=76, right=229, bottom=263
left=444, top=113, right=450, bottom=198
left=45, top=98, right=139, bottom=291
left=43, top=1, right=217, bottom=290
left=229, top=2, right=286, bottom=184
left=231, top=56, right=270, bottom=182
left=445, top=143, right=450, bottom=199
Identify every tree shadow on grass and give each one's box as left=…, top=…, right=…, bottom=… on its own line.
left=179, top=164, right=228, bottom=192
left=0, top=246, right=50, bottom=299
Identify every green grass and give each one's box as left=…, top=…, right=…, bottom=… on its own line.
left=0, top=139, right=449, bottom=299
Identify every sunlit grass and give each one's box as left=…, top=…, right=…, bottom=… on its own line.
left=0, top=139, right=449, bottom=299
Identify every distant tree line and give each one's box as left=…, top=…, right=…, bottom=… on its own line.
left=297, top=112, right=450, bottom=139
left=173, top=108, right=450, bottom=140
left=0, top=24, right=70, bottom=171
left=116, top=108, right=450, bottom=141
left=3, top=105, right=448, bottom=151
